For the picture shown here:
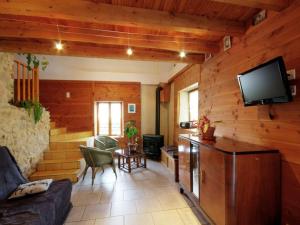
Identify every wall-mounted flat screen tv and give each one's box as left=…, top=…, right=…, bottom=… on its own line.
left=237, top=56, right=292, bottom=106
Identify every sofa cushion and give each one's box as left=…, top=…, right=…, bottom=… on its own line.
left=9, top=179, right=53, bottom=199
left=0, top=146, right=27, bottom=201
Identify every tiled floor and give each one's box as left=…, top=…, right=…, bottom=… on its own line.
left=65, top=160, right=202, bottom=225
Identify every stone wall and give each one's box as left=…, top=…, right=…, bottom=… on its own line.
left=0, top=52, right=50, bottom=177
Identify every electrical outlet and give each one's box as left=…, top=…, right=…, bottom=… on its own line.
left=287, top=69, right=296, bottom=80
left=290, top=85, right=296, bottom=96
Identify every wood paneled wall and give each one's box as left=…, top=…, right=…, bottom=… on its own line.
left=40, top=80, right=93, bottom=131
left=173, top=64, right=200, bottom=145
left=39, top=80, right=141, bottom=143
left=199, top=2, right=300, bottom=224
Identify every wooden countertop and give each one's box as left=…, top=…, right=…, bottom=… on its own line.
left=179, top=134, right=278, bottom=155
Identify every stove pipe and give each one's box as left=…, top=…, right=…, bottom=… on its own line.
left=155, top=86, right=162, bottom=135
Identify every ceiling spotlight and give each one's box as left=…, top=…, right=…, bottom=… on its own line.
left=55, top=41, right=63, bottom=51
left=179, top=51, right=186, bottom=58
left=127, top=47, right=133, bottom=56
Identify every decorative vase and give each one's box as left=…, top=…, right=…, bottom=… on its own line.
left=201, top=126, right=215, bottom=141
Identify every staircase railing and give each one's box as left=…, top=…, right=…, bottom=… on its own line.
left=14, top=60, right=39, bottom=102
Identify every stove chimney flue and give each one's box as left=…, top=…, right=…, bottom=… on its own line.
left=155, top=86, right=162, bottom=135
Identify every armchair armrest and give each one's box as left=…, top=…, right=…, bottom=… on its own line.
left=108, top=136, right=119, bottom=143
left=103, top=147, right=118, bottom=153
left=90, top=148, right=113, bottom=157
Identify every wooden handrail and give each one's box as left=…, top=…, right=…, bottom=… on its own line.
left=14, top=60, right=40, bottom=103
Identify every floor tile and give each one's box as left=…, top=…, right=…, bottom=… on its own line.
left=152, top=210, right=185, bottom=225
left=158, top=194, right=188, bottom=210
left=111, top=201, right=137, bottom=216
left=65, top=220, right=95, bottom=225
left=124, top=189, right=145, bottom=201
left=72, top=190, right=102, bottom=206
left=100, top=190, right=124, bottom=203
left=94, top=216, right=124, bottom=225
left=125, top=213, right=154, bottom=225
left=66, top=160, right=202, bottom=225
left=135, top=198, right=162, bottom=213
left=66, top=206, right=85, bottom=222
left=82, top=203, right=111, bottom=220
left=177, top=208, right=202, bottom=225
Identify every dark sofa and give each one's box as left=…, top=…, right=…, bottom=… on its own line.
left=0, top=146, right=73, bottom=225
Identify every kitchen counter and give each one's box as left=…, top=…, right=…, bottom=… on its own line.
left=179, top=133, right=277, bottom=155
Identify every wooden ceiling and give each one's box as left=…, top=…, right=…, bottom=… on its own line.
left=0, top=0, right=290, bottom=63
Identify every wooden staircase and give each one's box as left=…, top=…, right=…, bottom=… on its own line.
left=29, top=122, right=93, bottom=183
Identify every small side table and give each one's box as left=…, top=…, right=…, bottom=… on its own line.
left=115, top=149, right=147, bottom=173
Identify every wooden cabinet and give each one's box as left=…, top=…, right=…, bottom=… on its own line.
left=200, top=145, right=226, bottom=225
left=161, top=147, right=179, bottom=182
left=178, top=134, right=281, bottom=225
left=178, top=137, right=191, bottom=191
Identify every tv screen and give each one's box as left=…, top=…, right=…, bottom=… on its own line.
left=237, top=57, right=292, bottom=106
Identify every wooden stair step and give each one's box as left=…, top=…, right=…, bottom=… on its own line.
left=44, top=150, right=82, bottom=160
left=50, top=131, right=93, bottom=142
left=50, top=127, right=67, bottom=136
left=49, top=147, right=81, bottom=152
left=50, top=141, right=86, bottom=150
left=29, top=169, right=80, bottom=183
left=37, top=159, right=81, bottom=171
left=50, top=122, right=56, bottom=129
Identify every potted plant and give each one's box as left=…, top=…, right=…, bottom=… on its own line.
left=198, top=115, right=221, bottom=141
left=124, top=120, right=138, bottom=152
left=19, top=100, right=44, bottom=124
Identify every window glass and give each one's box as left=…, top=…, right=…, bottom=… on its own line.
left=98, top=103, right=109, bottom=135
left=189, top=90, right=198, bottom=121
left=98, top=102, right=122, bottom=136
left=111, top=103, right=122, bottom=135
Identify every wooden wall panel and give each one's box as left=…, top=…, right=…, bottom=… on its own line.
left=198, top=2, right=300, bottom=224
left=173, top=64, right=200, bottom=145
left=39, top=80, right=141, bottom=143
left=39, top=80, right=93, bottom=131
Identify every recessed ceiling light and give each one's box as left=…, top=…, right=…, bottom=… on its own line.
left=179, top=51, right=186, bottom=58
left=127, top=47, right=133, bottom=56
left=55, top=41, right=63, bottom=50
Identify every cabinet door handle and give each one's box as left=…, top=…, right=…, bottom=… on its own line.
left=200, top=169, right=206, bottom=184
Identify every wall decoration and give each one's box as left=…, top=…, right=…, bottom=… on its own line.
left=128, top=103, right=136, bottom=113
left=253, top=10, right=267, bottom=26
left=287, top=69, right=296, bottom=80
left=205, top=53, right=213, bottom=61
left=223, top=36, right=231, bottom=51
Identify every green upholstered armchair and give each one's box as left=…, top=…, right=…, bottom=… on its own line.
left=94, top=135, right=119, bottom=153
left=80, top=145, right=117, bottom=185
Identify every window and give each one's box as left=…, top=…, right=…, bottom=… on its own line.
left=178, top=83, right=199, bottom=124
left=97, top=102, right=123, bottom=136
left=188, top=89, right=198, bottom=121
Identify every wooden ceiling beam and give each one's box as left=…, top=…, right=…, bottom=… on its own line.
left=0, top=0, right=245, bottom=36
left=0, top=38, right=205, bottom=64
left=210, top=0, right=289, bottom=11
left=0, top=19, right=220, bottom=54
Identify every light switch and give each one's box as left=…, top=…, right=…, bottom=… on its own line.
left=66, top=92, right=71, bottom=98
left=290, top=85, right=296, bottom=96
